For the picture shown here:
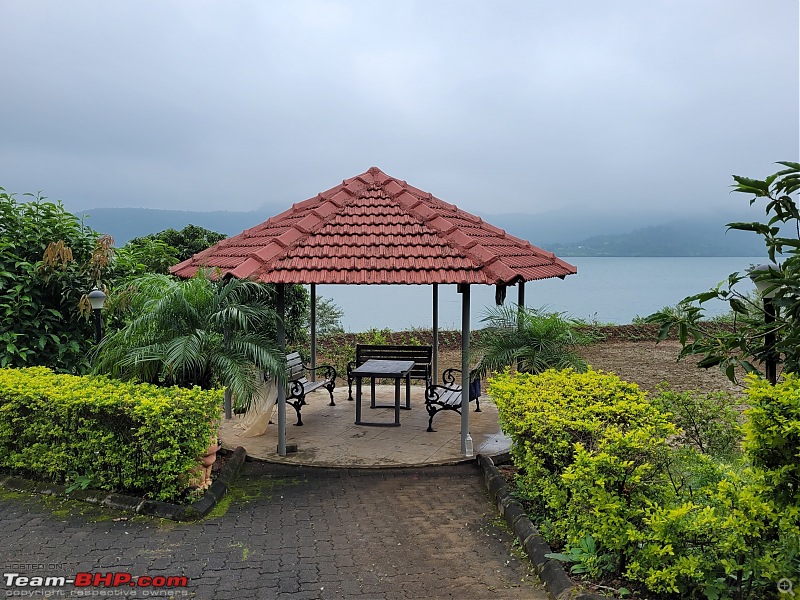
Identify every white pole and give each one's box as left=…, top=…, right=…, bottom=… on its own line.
left=432, top=283, right=439, bottom=385
left=277, top=284, right=287, bottom=456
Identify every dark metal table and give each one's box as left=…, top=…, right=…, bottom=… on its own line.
left=351, top=359, right=415, bottom=427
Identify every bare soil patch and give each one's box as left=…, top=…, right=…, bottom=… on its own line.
left=439, top=339, right=742, bottom=396
left=576, top=339, right=743, bottom=396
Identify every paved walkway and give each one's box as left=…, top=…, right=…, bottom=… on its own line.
left=220, top=385, right=511, bottom=467
left=0, top=461, right=548, bottom=600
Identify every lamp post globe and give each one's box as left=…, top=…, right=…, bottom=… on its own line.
left=748, top=264, right=779, bottom=385
left=87, top=288, right=106, bottom=344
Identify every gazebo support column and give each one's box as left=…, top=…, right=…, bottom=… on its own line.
left=310, top=283, right=317, bottom=381
left=277, top=283, right=287, bottom=456
left=223, top=325, right=232, bottom=419
left=460, top=283, right=470, bottom=455
left=518, top=281, right=525, bottom=311
left=432, top=283, right=439, bottom=385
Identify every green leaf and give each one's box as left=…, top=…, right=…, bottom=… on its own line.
left=544, top=552, right=576, bottom=563
left=729, top=299, right=748, bottom=314
left=697, top=355, right=723, bottom=368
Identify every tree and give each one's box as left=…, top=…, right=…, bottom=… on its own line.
left=114, top=238, right=179, bottom=278
left=127, top=224, right=226, bottom=263
left=307, top=296, right=345, bottom=335
left=92, top=273, right=286, bottom=407
left=0, top=189, right=110, bottom=372
left=473, top=305, right=592, bottom=378
left=647, top=161, right=800, bottom=381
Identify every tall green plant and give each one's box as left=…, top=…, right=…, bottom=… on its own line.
left=474, top=305, right=592, bottom=378
left=647, top=161, right=800, bottom=381
left=0, top=189, right=106, bottom=372
left=93, top=273, right=285, bottom=407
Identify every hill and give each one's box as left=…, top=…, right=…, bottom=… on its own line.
left=544, top=218, right=765, bottom=257
left=79, top=206, right=768, bottom=256
left=78, top=207, right=277, bottom=244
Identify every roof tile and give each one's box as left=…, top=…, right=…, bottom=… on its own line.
left=170, top=167, right=576, bottom=285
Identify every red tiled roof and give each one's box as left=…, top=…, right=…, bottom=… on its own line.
left=170, top=167, right=577, bottom=285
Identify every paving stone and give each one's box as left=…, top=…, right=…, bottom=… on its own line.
left=0, top=462, right=547, bottom=599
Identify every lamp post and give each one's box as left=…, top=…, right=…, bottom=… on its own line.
left=87, top=288, right=107, bottom=344
left=749, top=264, right=779, bottom=385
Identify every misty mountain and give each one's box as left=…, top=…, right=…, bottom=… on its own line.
left=543, top=219, right=765, bottom=256
left=79, top=206, right=769, bottom=257
left=78, top=206, right=284, bottom=244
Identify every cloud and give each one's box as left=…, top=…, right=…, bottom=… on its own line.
left=0, top=0, right=796, bottom=217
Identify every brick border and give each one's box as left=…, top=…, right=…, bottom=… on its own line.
left=0, top=446, right=247, bottom=521
left=477, top=454, right=604, bottom=600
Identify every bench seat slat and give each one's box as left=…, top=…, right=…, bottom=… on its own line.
left=424, top=372, right=481, bottom=432
left=284, top=352, right=337, bottom=426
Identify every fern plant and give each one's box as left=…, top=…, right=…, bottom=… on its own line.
left=92, top=273, right=286, bottom=407
left=473, top=304, right=593, bottom=378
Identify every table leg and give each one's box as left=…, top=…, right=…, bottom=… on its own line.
left=370, top=377, right=376, bottom=409
left=394, top=376, right=401, bottom=426
left=405, top=372, right=411, bottom=409
left=355, top=376, right=362, bottom=425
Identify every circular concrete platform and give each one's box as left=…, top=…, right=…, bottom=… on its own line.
left=219, top=384, right=511, bottom=468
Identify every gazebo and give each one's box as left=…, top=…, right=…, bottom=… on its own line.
left=171, top=167, right=576, bottom=456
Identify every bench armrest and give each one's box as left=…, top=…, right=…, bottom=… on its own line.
left=441, top=368, right=461, bottom=386
left=304, top=363, right=337, bottom=382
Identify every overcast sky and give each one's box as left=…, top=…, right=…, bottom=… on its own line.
left=1, top=1, right=797, bottom=218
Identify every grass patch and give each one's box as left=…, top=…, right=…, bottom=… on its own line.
left=201, top=474, right=300, bottom=521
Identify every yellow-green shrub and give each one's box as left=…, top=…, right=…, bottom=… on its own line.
left=629, top=465, right=799, bottom=598
left=743, top=374, right=800, bottom=506
left=0, top=367, right=222, bottom=502
left=489, top=367, right=800, bottom=599
left=489, top=368, right=675, bottom=575
left=489, top=368, right=674, bottom=508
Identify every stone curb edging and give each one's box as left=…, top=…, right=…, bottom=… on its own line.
left=0, top=446, right=247, bottom=522
left=476, top=453, right=605, bottom=600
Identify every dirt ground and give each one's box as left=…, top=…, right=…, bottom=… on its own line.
left=438, top=339, right=743, bottom=397
left=576, top=339, right=743, bottom=396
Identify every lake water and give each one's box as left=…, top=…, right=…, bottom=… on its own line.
left=314, top=257, right=765, bottom=332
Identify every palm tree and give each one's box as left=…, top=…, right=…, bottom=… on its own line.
left=473, top=304, right=591, bottom=378
left=93, top=273, right=286, bottom=408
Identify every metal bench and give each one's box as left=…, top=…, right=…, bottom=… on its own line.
left=424, top=368, right=481, bottom=432
left=286, top=351, right=337, bottom=426
left=347, top=344, right=433, bottom=401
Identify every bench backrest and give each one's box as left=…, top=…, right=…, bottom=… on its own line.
left=286, top=352, right=307, bottom=382
left=355, top=344, right=432, bottom=380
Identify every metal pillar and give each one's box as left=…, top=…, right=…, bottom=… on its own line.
left=460, top=284, right=470, bottom=455
left=277, top=284, right=287, bottom=456
left=518, top=281, right=525, bottom=310
left=223, top=325, right=232, bottom=419
left=432, top=283, right=439, bottom=385
left=765, top=297, right=777, bottom=385
left=310, top=283, right=317, bottom=381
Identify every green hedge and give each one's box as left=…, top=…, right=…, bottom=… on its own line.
left=0, top=367, right=222, bottom=502
left=489, top=368, right=800, bottom=599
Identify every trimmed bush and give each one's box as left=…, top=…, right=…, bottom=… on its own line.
left=743, top=374, right=800, bottom=506
left=489, top=368, right=800, bottom=599
left=0, top=367, right=221, bottom=502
